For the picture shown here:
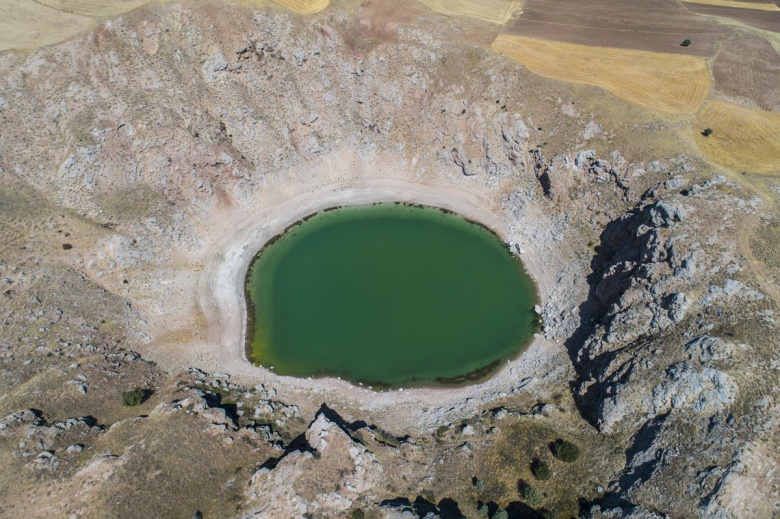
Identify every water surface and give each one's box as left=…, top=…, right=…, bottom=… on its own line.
left=246, top=204, right=537, bottom=387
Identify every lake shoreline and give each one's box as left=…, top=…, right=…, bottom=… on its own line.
left=244, top=201, right=540, bottom=390
left=183, top=154, right=564, bottom=412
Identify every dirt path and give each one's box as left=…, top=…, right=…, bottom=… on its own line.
left=737, top=207, right=780, bottom=308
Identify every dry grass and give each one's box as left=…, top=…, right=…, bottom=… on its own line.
left=683, top=0, right=780, bottom=11
left=0, top=0, right=94, bottom=51
left=492, top=35, right=711, bottom=115
left=418, top=0, right=520, bottom=24
left=269, top=0, right=329, bottom=15
left=695, top=101, right=780, bottom=174
left=35, top=0, right=151, bottom=16
left=0, top=0, right=328, bottom=54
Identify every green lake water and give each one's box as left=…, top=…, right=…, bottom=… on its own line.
left=246, top=204, right=537, bottom=387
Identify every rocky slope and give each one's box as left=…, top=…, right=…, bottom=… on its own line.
left=0, top=1, right=778, bottom=518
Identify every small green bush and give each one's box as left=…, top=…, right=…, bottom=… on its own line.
left=493, top=509, right=509, bottom=519
left=524, top=485, right=543, bottom=506
left=472, top=477, right=485, bottom=492
left=551, top=439, right=580, bottom=462
left=477, top=503, right=489, bottom=517
left=122, top=388, right=145, bottom=407
left=531, top=459, right=552, bottom=480
left=681, top=39, right=692, bottom=47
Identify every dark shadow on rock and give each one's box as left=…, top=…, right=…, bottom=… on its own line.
left=379, top=496, right=464, bottom=519
left=259, top=403, right=405, bottom=473
left=615, top=413, right=668, bottom=492
left=560, top=199, right=667, bottom=427
left=506, top=501, right=543, bottom=519
left=202, top=392, right=239, bottom=424
left=318, top=403, right=409, bottom=447
left=438, top=497, right=463, bottom=518
left=477, top=500, right=500, bottom=518
left=257, top=429, right=312, bottom=471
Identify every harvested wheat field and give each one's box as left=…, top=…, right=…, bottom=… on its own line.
left=269, top=0, right=328, bottom=15
left=684, top=2, right=780, bottom=33
left=695, top=101, right=780, bottom=173
left=34, top=0, right=151, bottom=16
left=0, top=0, right=94, bottom=51
left=492, top=34, right=711, bottom=114
left=683, top=0, right=780, bottom=11
left=418, top=0, right=520, bottom=24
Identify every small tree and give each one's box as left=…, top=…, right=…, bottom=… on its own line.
left=702, top=128, right=714, bottom=137
left=122, top=388, right=146, bottom=407
left=681, top=39, right=692, bottom=47
left=524, top=485, right=543, bottom=506
left=550, top=439, right=581, bottom=462
left=531, top=459, right=552, bottom=480
left=493, top=509, right=509, bottom=519
left=472, top=476, right=485, bottom=492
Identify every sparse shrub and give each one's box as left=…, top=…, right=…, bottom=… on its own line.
left=541, top=510, right=556, bottom=519
left=121, top=388, right=146, bottom=407
left=681, top=39, right=692, bottom=47
left=350, top=510, right=365, bottom=519
left=531, top=459, right=552, bottom=480
left=702, top=128, right=714, bottom=137
left=524, top=485, right=543, bottom=506
left=493, top=509, right=509, bottom=519
left=550, top=439, right=580, bottom=462
left=62, top=243, right=73, bottom=250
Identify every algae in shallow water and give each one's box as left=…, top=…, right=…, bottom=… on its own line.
left=246, top=204, right=537, bottom=386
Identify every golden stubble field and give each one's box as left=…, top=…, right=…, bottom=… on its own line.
left=695, top=101, right=780, bottom=174
left=0, top=0, right=331, bottom=52
left=683, top=0, right=780, bottom=11
left=417, top=0, right=520, bottom=24
left=491, top=34, right=711, bottom=115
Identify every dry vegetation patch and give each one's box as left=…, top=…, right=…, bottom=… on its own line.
left=0, top=0, right=94, bottom=51
left=492, top=35, right=711, bottom=114
left=268, top=0, right=329, bottom=15
left=417, top=0, right=520, bottom=24
left=34, top=0, right=151, bottom=16
left=694, top=100, right=780, bottom=174
left=683, top=0, right=780, bottom=11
